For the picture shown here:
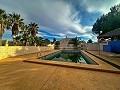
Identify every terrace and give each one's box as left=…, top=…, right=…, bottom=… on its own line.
left=1, top=1, right=120, bottom=89
left=0, top=46, right=120, bottom=90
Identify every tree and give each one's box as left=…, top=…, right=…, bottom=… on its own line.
left=9, top=13, right=24, bottom=45
left=13, top=23, right=39, bottom=46
left=14, top=36, right=21, bottom=46
left=0, top=9, right=40, bottom=46
left=28, top=22, right=39, bottom=45
left=87, top=39, right=93, bottom=43
left=54, top=41, right=60, bottom=49
left=69, top=37, right=79, bottom=48
left=44, top=38, right=50, bottom=46
left=34, top=36, right=44, bottom=46
left=92, top=4, right=120, bottom=35
left=53, top=37, right=56, bottom=43
left=19, top=25, right=30, bottom=46
left=0, top=9, right=9, bottom=45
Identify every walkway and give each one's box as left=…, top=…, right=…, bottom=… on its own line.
left=87, top=51, right=120, bottom=66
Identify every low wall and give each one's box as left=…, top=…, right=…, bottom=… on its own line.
left=87, top=43, right=108, bottom=51
left=0, top=46, right=53, bottom=60
left=103, top=40, right=120, bottom=53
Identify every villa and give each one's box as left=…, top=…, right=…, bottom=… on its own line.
left=59, top=38, right=74, bottom=50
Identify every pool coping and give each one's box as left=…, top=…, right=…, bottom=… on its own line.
left=85, top=51, right=120, bottom=70
left=23, top=59, right=120, bottom=74
left=81, top=51, right=120, bottom=70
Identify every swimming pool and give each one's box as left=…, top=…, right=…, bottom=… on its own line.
left=41, top=50, right=98, bottom=65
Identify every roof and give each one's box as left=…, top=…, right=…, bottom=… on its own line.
left=59, top=38, right=73, bottom=41
left=98, top=28, right=120, bottom=38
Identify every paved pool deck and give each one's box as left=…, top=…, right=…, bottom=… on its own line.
left=0, top=50, right=120, bottom=90
left=87, top=51, right=120, bottom=66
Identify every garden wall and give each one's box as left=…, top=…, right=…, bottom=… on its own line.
left=103, top=40, right=120, bottom=53
left=0, top=46, right=53, bottom=60
left=86, top=43, right=108, bottom=51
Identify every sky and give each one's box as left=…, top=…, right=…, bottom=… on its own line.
left=1, top=0, right=120, bottom=42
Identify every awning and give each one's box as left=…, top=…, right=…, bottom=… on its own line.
left=98, top=28, right=120, bottom=38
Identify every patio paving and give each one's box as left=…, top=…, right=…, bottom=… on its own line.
left=87, top=51, right=120, bottom=66
left=0, top=50, right=120, bottom=90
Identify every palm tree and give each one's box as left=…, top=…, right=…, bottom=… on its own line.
left=69, top=37, right=80, bottom=49
left=20, top=25, right=30, bottom=46
left=34, top=36, right=44, bottom=46
left=28, top=22, right=39, bottom=45
left=9, top=13, right=24, bottom=45
left=0, top=9, right=9, bottom=45
left=14, top=36, right=21, bottom=46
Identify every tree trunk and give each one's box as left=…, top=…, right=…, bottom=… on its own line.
left=0, top=37, right=2, bottom=46
left=0, top=24, right=2, bottom=46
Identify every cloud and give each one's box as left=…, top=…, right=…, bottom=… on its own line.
left=1, top=0, right=119, bottom=42
left=82, top=0, right=120, bottom=14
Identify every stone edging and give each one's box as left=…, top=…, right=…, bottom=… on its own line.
left=23, top=59, right=120, bottom=74
left=85, top=51, right=120, bottom=70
